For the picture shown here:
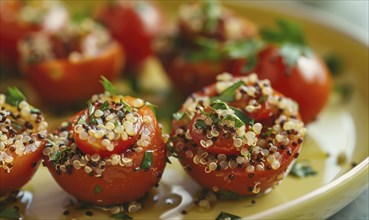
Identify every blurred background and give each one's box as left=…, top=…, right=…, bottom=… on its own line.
left=298, top=1, right=368, bottom=219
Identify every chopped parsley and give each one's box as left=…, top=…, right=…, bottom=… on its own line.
left=202, top=0, right=221, bottom=33
left=100, top=76, right=117, bottom=95
left=120, top=99, right=132, bottom=112
left=140, top=151, right=153, bottom=170
left=111, top=212, right=133, bottom=220
left=194, top=119, right=207, bottom=129
left=88, top=103, right=95, bottom=116
left=215, top=211, right=241, bottom=220
left=290, top=161, right=317, bottom=178
left=325, top=54, right=343, bottom=77
left=99, top=101, right=110, bottom=111
left=210, top=99, right=228, bottom=110
left=173, top=112, right=188, bottom=120
left=5, top=87, right=26, bottom=107
left=217, top=190, right=246, bottom=200
left=0, top=206, right=21, bottom=219
left=49, top=148, right=71, bottom=166
left=261, top=19, right=312, bottom=69
left=93, top=185, right=103, bottom=194
left=230, top=107, right=254, bottom=126
left=145, top=101, right=158, bottom=117
left=211, top=80, right=244, bottom=102
left=77, top=116, right=86, bottom=125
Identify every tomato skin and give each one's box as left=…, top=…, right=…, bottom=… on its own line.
left=0, top=1, right=41, bottom=63
left=163, top=58, right=227, bottom=96
left=96, top=0, right=164, bottom=67
left=233, top=46, right=332, bottom=124
left=21, top=41, right=124, bottom=105
left=176, top=144, right=298, bottom=196
left=44, top=102, right=167, bottom=205
left=0, top=143, right=44, bottom=196
left=171, top=77, right=304, bottom=196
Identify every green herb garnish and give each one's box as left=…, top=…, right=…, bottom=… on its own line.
left=93, top=185, right=103, bottom=194
left=88, top=103, right=95, bottom=116
left=261, top=19, right=306, bottom=45
left=202, top=0, right=221, bottom=33
left=210, top=99, right=228, bottom=110
left=111, top=212, right=133, bottom=220
left=11, top=122, right=23, bottom=131
left=224, top=39, right=263, bottom=60
left=211, top=80, right=244, bottom=102
left=140, top=151, right=153, bottom=169
left=0, top=206, right=21, bottom=219
left=5, top=87, right=26, bottom=107
left=194, top=119, right=207, bottom=129
left=145, top=101, right=158, bottom=117
left=334, top=84, right=352, bottom=102
left=120, top=99, right=132, bottom=112
left=217, top=191, right=246, bottom=200
left=77, top=116, right=86, bottom=125
left=325, top=54, right=343, bottom=77
left=100, top=76, right=117, bottom=95
left=215, top=211, right=241, bottom=220
left=259, top=95, right=267, bottom=104
left=99, top=101, right=110, bottom=111
left=290, top=161, right=317, bottom=178
left=230, top=107, right=254, bottom=126
left=49, top=148, right=71, bottom=166
left=261, top=19, right=312, bottom=69
left=173, top=112, right=187, bottom=120
left=186, top=38, right=222, bottom=62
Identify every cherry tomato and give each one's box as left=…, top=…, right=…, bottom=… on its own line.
left=96, top=0, right=164, bottom=67
left=44, top=95, right=167, bottom=205
left=0, top=97, right=47, bottom=196
left=20, top=32, right=125, bottom=105
left=171, top=74, right=305, bottom=196
left=158, top=1, right=257, bottom=96
left=232, top=45, right=332, bottom=123
left=0, top=0, right=68, bottom=64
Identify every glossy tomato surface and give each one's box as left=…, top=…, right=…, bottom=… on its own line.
left=249, top=46, right=332, bottom=123
left=0, top=144, right=44, bottom=196
left=0, top=1, right=40, bottom=62
left=96, top=0, right=164, bottom=67
left=22, top=42, right=124, bottom=105
left=44, top=98, right=167, bottom=205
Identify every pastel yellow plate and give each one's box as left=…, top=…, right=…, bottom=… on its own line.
left=2, top=1, right=368, bottom=219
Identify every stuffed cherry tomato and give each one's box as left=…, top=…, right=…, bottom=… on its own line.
left=0, top=88, right=48, bottom=196
left=43, top=86, right=166, bottom=205
left=171, top=73, right=306, bottom=197
left=18, top=19, right=124, bottom=105
left=0, top=0, right=68, bottom=64
left=96, top=0, right=164, bottom=67
left=157, top=0, right=257, bottom=95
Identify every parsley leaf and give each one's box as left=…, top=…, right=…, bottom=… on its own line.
left=194, top=119, right=207, bottom=129
left=5, top=87, right=26, bottom=107
left=88, top=103, right=95, bottom=116
left=93, top=185, right=103, bottom=194
left=279, top=43, right=312, bottom=69
left=210, top=99, right=228, bottom=110
left=224, top=39, right=263, bottom=59
left=202, top=0, right=221, bottom=33
left=230, top=107, right=254, bottom=126
left=0, top=206, right=21, bottom=219
left=145, top=101, right=158, bottom=117
left=173, top=112, right=187, bottom=120
left=100, top=76, right=117, bottom=95
left=120, top=99, right=132, bottom=112
left=211, top=80, right=244, bottom=102
left=111, top=212, right=133, bottom=220
left=215, top=211, right=241, bottom=220
left=140, top=151, right=153, bottom=169
left=261, top=19, right=306, bottom=46
left=49, top=148, right=71, bottom=166
left=290, top=161, right=317, bottom=178
left=99, top=101, right=110, bottom=111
